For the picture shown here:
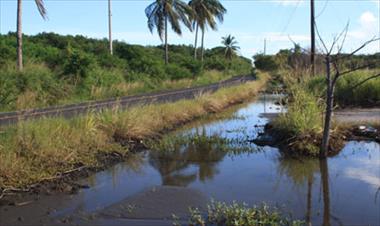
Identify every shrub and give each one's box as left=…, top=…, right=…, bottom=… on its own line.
left=253, top=54, right=279, bottom=71
left=62, top=47, right=95, bottom=82
left=335, top=70, right=380, bottom=106
left=306, top=70, right=380, bottom=107
left=0, top=69, right=19, bottom=109
left=165, top=64, right=192, bottom=80
left=0, top=64, right=64, bottom=110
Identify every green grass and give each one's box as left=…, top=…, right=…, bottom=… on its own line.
left=0, top=73, right=268, bottom=188
left=0, top=62, right=244, bottom=111
left=178, top=200, right=303, bottom=226
left=271, top=71, right=324, bottom=156
left=147, top=128, right=255, bottom=156
left=307, top=69, right=380, bottom=107
left=273, top=75, right=323, bottom=137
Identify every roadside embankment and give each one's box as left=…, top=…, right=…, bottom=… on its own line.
left=0, top=73, right=268, bottom=197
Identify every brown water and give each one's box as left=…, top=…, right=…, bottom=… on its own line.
left=1, top=95, right=379, bottom=226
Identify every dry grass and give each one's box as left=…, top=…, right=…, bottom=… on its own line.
left=0, top=73, right=268, bottom=188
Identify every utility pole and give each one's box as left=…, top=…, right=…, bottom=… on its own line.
left=264, top=38, right=267, bottom=55
left=108, top=0, right=113, bottom=55
left=310, top=0, right=315, bottom=76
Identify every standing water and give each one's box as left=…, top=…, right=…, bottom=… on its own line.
left=1, top=95, right=379, bottom=226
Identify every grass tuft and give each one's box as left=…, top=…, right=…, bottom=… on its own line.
left=185, top=200, right=303, bottom=226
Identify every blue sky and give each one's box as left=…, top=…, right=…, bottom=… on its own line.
left=0, top=0, right=379, bottom=58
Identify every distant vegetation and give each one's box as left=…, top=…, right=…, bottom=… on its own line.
left=307, top=70, right=380, bottom=107
left=254, top=45, right=380, bottom=107
left=0, top=32, right=252, bottom=111
left=253, top=45, right=380, bottom=73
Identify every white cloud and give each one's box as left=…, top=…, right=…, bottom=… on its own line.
left=345, top=11, right=379, bottom=53
left=345, top=168, right=380, bottom=190
left=360, top=11, right=377, bottom=27
left=349, top=11, right=378, bottom=39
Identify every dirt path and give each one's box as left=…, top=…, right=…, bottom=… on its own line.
left=261, top=108, right=380, bottom=124
left=0, top=75, right=253, bottom=126
left=334, top=108, right=380, bottom=124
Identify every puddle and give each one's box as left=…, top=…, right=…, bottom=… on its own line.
left=1, top=94, right=379, bottom=226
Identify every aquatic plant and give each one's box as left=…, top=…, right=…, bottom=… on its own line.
left=184, top=200, right=304, bottom=226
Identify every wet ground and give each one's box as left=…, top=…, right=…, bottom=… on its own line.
left=1, top=95, right=379, bottom=226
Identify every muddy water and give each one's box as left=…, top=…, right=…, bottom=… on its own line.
left=1, top=95, right=379, bottom=226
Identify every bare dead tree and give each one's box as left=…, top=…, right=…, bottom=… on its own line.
left=315, top=23, right=380, bottom=157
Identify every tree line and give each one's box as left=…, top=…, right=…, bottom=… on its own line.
left=15, top=0, right=239, bottom=71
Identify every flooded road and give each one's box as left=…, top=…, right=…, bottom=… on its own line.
left=1, top=95, right=379, bottom=226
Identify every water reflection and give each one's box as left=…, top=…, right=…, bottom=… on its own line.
left=149, top=135, right=227, bottom=186
left=277, top=157, right=319, bottom=225
left=320, top=159, right=331, bottom=226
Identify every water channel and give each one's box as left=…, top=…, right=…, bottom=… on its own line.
left=1, top=95, right=379, bottom=226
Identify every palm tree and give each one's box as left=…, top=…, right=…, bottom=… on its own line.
left=108, top=0, right=113, bottom=55
left=221, top=34, right=239, bottom=60
left=17, top=0, right=47, bottom=71
left=145, top=0, right=192, bottom=64
left=189, top=0, right=226, bottom=62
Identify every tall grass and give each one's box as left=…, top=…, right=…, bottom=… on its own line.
left=271, top=71, right=324, bottom=156
left=0, top=63, right=243, bottom=112
left=0, top=74, right=268, bottom=188
left=273, top=71, right=323, bottom=136
left=307, top=69, right=380, bottom=107
left=274, top=85, right=323, bottom=136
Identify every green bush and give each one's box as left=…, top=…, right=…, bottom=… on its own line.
left=0, top=70, right=19, bottom=109
left=306, top=70, right=380, bottom=107
left=0, top=64, right=64, bottom=110
left=335, top=70, right=380, bottom=106
left=0, top=32, right=254, bottom=110
left=62, top=47, right=95, bottom=82
left=165, top=64, right=192, bottom=80
left=83, top=67, right=126, bottom=88
left=253, top=54, right=279, bottom=71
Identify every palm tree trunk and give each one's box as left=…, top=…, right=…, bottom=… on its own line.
left=164, top=15, right=169, bottom=65
left=108, top=0, right=113, bottom=55
left=193, top=23, right=199, bottom=60
left=200, top=28, right=205, bottom=63
left=17, top=0, right=23, bottom=71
